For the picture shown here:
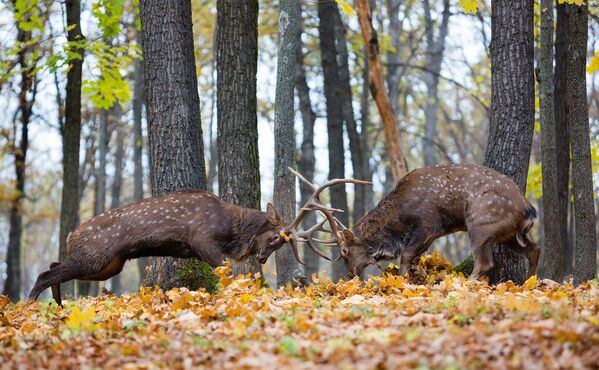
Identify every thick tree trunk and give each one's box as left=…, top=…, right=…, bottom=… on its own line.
left=295, top=0, right=319, bottom=277
left=140, top=0, right=207, bottom=289
left=3, top=22, right=34, bottom=301
left=334, top=14, right=367, bottom=225
left=216, top=0, right=263, bottom=277
left=360, top=52, right=374, bottom=211
left=539, top=0, right=562, bottom=282
left=568, top=3, right=597, bottom=285
left=422, top=0, right=450, bottom=166
left=318, top=0, right=349, bottom=281
left=109, top=106, right=124, bottom=295
left=485, top=0, right=535, bottom=284
left=273, top=0, right=300, bottom=287
left=554, top=4, right=573, bottom=277
left=58, top=0, right=84, bottom=300
left=132, top=21, right=149, bottom=282
left=356, top=0, right=408, bottom=182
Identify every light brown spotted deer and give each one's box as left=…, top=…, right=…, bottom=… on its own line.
left=291, top=164, right=540, bottom=280
left=29, top=190, right=296, bottom=305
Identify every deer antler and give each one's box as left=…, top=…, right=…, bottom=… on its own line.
left=282, top=167, right=372, bottom=263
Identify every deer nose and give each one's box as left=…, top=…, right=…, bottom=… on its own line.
left=257, top=254, right=268, bottom=264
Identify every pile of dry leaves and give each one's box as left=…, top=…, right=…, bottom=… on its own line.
left=1, top=253, right=598, bottom=369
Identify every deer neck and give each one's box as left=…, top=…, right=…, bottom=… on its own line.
left=221, top=205, right=270, bottom=260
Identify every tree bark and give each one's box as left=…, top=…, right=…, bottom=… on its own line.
left=58, top=0, right=84, bottom=299
left=356, top=0, right=408, bottom=182
left=334, top=14, right=367, bottom=225
left=295, top=0, right=319, bottom=277
left=318, top=0, right=349, bottom=281
left=3, top=18, right=35, bottom=301
left=485, top=0, right=535, bottom=284
left=139, top=0, right=207, bottom=289
left=109, top=105, right=124, bottom=295
left=539, top=0, right=562, bottom=282
left=216, top=0, right=263, bottom=276
left=554, top=4, right=573, bottom=277
left=567, top=3, right=597, bottom=285
left=422, top=0, right=450, bottom=166
left=273, top=0, right=300, bottom=287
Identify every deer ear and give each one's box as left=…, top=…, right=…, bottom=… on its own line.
left=266, top=203, right=282, bottom=226
left=341, top=229, right=355, bottom=243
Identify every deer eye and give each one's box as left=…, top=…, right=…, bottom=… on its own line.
left=269, top=234, right=280, bottom=243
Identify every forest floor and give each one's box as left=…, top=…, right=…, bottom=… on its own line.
left=1, top=254, right=598, bottom=370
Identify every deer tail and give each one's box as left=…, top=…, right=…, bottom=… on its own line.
left=516, top=206, right=536, bottom=247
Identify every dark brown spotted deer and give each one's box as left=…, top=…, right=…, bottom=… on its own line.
left=29, top=190, right=297, bottom=305
left=291, top=164, right=540, bottom=280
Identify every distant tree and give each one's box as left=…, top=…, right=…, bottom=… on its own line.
left=334, top=15, right=367, bottom=224
left=318, top=0, right=350, bottom=281
left=273, top=0, right=300, bottom=287
left=554, top=3, right=573, bottom=277
left=422, top=0, right=450, bottom=166
left=139, top=0, right=207, bottom=289
left=58, top=0, right=84, bottom=299
left=132, top=23, right=148, bottom=282
left=295, top=0, right=319, bottom=277
left=539, top=0, right=562, bottom=282
left=109, top=106, right=125, bottom=295
left=3, top=4, right=37, bottom=301
left=567, top=3, right=597, bottom=285
left=484, top=0, right=535, bottom=284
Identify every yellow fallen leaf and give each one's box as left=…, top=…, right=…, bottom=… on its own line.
left=524, top=275, right=538, bottom=290
left=65, top=306, right=97, bottom=332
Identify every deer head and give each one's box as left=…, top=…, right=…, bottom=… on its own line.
left=256, top=167, right=372, bottom=265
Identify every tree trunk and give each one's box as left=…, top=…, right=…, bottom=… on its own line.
left=58, top=0, right=84, bottom=300
left=215, top=0, right=263, bottom=277
left=295, top=0, right=319, bottom=277
left=360, top=49, right=374, bottom=211
left=567, top=3, right=597, bottom=285
left=109, top=106, right=124, bottom=295
left=485, top=0, right=535, bottom=284
left=140, top=0, right=207, bottom=289
left=356, top=0, right=408, bottom=182
left=273, top=0, right=300, bottom=287
left=3, top=20, right=34, bottom=301
left=132, top=19, right=149, bottom=282
left=318, top=0, right=349, bottom=281
left=385, top=0, right=402, bottom=118
left=539, top=0, right=562, bottom=282
left=554, top=4, right=573, bottom=277
left=422, top=0, right=450, bottom=166
left=334, top=14, right=367, bottom=225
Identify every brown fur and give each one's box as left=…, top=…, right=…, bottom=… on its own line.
left=340, top=164, right=540, bottom=279
left=29, top=190, right=285, bottom=305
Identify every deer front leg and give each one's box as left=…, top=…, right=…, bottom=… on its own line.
left=191, top=237, right=226, bottom=268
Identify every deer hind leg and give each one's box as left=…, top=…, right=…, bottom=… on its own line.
left=470, top=238, right=494, bottom=280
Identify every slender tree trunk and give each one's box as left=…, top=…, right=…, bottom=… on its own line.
left=356, top=0, right=408, bottom=182
left=140, top=0, right=207, bottom=289
left=132, top=20, right=149, bottom=282
left=385, top=0, right=402, bottom=118
left=207, top=32, right=218, bottom=194
left=216, top=0, right=263, bottom=276
left=485, top=0, right=535, bottom=284
left=109, top=106, right=124, bottom=295
left=58, top=0, right=84, bottom=300
left=539, top=0, right=562, bottom=282
left=295, top=0, right=319, bottom=277
left=334, top=14, right=367, bottom=225
left=3, top=21, right=34, bottom=301
left=318, top=0, right=349, bottom=281
left=273, top=0, right=300, bottom=287
left=568, top=3, right=597, bottom=285
left=422, top=0, right=450, bottom=166
left=360, top=51, right=374, bottom=211
left=555, top=3, right=572, bottom=277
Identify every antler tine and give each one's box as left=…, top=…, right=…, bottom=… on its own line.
left=288, top=167, right=317, bottom=192
left=289, top=238, right=306, bottom=265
